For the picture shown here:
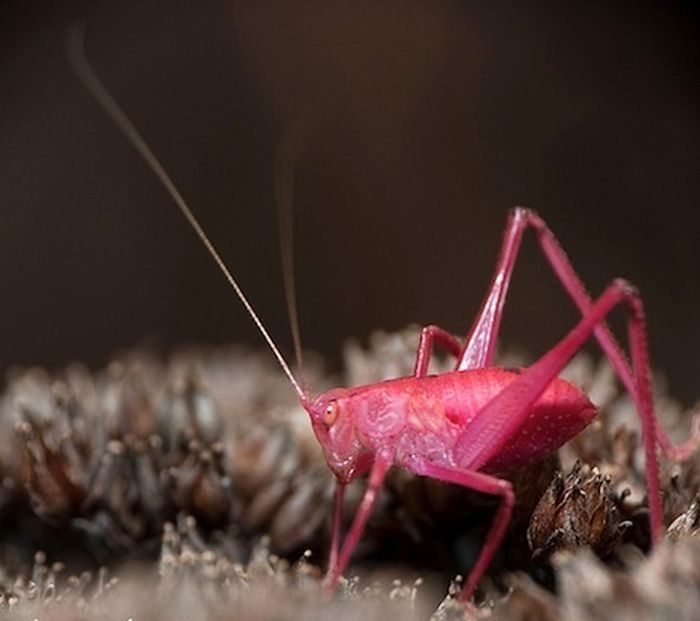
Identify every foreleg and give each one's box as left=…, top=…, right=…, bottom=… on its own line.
left=326, top=481, right=346, bottom=578
left=324, top=450, right=392, bottom=590
left=407, top=459, right=514, bottom=603
left=458, top=207, right=699, bottom=461
left=455, top=279, right=666, bottom=540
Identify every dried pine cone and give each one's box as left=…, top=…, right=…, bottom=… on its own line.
left=7, top=361, right=240, bottom=558
left=527, top=461, right=629, bottom=560
left=229, top=417, right=332, bottom=553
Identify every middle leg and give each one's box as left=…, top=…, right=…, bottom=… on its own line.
left=406, top=459, right=514, bottom=603
left=413, top=324, right=462, bottom=378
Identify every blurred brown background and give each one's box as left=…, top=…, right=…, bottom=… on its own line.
left=1, top=1, right=698, bottom=402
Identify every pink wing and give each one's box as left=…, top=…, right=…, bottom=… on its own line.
left=454, top=360, right=595, bottom=471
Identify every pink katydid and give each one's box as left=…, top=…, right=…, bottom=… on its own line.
left=68, top=30, right=700, bottom=606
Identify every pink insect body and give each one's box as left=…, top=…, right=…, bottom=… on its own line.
left=310, top=370, right=596, bottom=481
left=295, top=209, right=699, bottom=602
left=70, top=40, right=700, bottom=607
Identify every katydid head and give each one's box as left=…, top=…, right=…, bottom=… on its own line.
left=303, top=388, right=366, bottom=481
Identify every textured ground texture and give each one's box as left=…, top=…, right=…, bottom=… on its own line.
left=0, top=327, right=699, bottom=620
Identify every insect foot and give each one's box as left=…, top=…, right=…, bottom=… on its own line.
left=431, top=576, right=480, bottom=621
left=527, top=461, right=630, bottom=560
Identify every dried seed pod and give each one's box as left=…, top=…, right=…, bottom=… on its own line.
left=1, top=327, right=699, bottom=621
left=80, top=439, right=148, bottom=545
left=0, top=354, right=227, bottom=561
left=508, top=454, right=561, bottom=528
left=667, top=496, right=700, bottom=542
left=662, top=473, right=694, bottom=525
left=545, top=539, right=700, bottom=621
left=267, top=472, right=331, bottom=552
left=231, top=419, right=333, bottom=554
left=527, top=461, right=629, bottom=559
left=169, top=442, right=233, bottom=527
left=16, top=417, right=88, bottom=518
left=157, top=374, right=223, bottom=450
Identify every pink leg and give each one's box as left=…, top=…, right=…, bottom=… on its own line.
left=459, top=207, right=530, bottom=370
left=455, top=279, right=665, bottom=541
left=413, top=324, right=462, bottom=377
left=324, top=450, right=392, bottom=590
left=326, top=481, right=346, bottom=578
left=460, top=207, right=634, bottom=373
left=459, top=207, right=699, bottom=461
left=406, top=459, right=513, bottom=602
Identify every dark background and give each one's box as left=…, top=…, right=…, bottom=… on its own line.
left=1, top=1, right=698, bottom=402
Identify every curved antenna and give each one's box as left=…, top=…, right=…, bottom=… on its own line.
left=274, top=120, right=308, bottom=386
left=66, top=23, right=307, bottom=402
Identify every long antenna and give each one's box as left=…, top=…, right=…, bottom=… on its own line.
left=275, top=120, right=308, bottom=385
left=66, top=24, right=306, bottom=402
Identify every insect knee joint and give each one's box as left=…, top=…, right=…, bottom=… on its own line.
left=612, top=278, right=639, bottom=297
left=511, top=206, right=533, bottom=220
left=497, top=480, right=514, bottom=502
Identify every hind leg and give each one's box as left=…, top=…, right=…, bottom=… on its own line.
left=458, top=208, right=699, bottom=460
left=454, top=279, right=678, bottom=541
left=459, top=207, right=627, bottom=371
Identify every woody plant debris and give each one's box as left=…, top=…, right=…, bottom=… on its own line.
left=0, top=326, right=699, bottom=620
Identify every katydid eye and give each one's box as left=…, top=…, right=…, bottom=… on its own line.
left=324, top=401, right=339, bottom=426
